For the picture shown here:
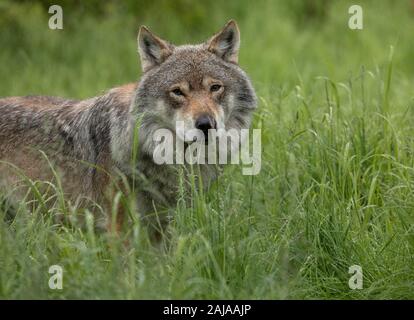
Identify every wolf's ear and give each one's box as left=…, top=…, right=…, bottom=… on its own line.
left=207, top=20, right=240, bottom=64
left=138, top=26, right=173, bottom=72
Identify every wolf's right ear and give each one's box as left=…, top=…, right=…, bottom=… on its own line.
left=207, top=20, right=240, bottom=64
left=138, top=26, right=174, bottom=72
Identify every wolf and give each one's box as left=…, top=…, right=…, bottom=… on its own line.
left=0, top=20, right=257, bottom=233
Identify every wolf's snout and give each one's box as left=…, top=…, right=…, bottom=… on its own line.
left=195, top=114, right=216, bottom=141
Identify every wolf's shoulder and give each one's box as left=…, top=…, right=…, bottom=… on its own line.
left=0, top=82, right=138, bottom=112
left=0, top=95, right=79, bottom=110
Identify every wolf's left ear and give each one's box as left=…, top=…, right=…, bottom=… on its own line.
left=207, top=20, right=240, bottom=64
left=138, top=26, right=174, bottom=72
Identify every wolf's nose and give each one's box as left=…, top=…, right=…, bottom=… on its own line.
left=195, top=115, right=216, bottom=141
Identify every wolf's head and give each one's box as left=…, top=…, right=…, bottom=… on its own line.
left=133, top=20, right=257, bottom=156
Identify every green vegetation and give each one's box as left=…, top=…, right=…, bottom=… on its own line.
left=0, top=0, right=413, bottom=299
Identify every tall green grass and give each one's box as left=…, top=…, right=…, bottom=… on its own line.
left=0, top=0, right=413, bottom=299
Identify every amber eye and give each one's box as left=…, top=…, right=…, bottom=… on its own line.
left=210, top=84, right=222, bottom=92
left=171, top=88, right=184, bottom=96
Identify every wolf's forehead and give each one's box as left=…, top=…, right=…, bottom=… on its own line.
left=172, top=45, right=211, bottom=62
left=160, top=46, right=228, bottom=82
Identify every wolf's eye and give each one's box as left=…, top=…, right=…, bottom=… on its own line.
left=210, top=84, right=222, bottom=92
left=171, top=88, right=184, bottom=96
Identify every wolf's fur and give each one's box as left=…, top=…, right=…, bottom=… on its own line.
left=0, top=20, right=256, bottom=232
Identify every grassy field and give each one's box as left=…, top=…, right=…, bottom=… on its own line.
left=0, top=0, right=414, bottom=299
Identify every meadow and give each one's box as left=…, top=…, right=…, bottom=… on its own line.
left=0, top=0, right=413, bottom=299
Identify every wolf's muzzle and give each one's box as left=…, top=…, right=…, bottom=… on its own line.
left=195, top=114, right=217, bottom=142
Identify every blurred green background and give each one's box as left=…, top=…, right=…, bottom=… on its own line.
left=1, top=0, right=414, bottom=299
